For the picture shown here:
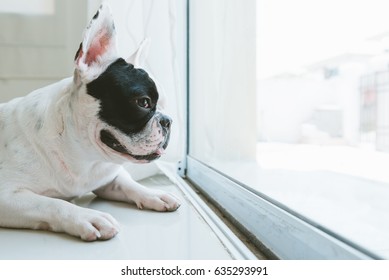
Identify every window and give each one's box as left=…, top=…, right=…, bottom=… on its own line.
left=186, top=0, right=389, bottom=259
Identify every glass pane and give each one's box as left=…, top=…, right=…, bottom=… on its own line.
left=189, top=0, right=389, bottom=258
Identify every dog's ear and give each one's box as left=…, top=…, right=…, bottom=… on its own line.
left=126, top=38, right=150, bottom=68
left=74, top=3, right=118, bottom=82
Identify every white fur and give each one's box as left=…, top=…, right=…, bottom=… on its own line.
left=0, top=3, right=180, bottom=241
left=75, top=3, right=119, bottom=83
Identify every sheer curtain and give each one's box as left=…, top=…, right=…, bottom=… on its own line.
left=189, top=0, right=257, bottom=165
left=88, top=0, right=187, bottom=180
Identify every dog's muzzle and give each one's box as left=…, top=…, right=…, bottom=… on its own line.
left=100, top=114, right=172, bottom=162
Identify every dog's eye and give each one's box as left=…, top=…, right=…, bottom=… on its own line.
left=137, top=98, right=151, bottom=108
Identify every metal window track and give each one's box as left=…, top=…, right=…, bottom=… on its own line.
left=185, top=156, right=379, bottom=260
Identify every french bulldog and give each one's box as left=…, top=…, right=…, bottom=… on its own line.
left=0, top=3, right=180, bottom=241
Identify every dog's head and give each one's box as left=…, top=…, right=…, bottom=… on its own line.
left=74, top=3, right=171, bottom=163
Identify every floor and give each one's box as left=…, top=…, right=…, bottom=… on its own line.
left=0, top=175, right=234, bottom=260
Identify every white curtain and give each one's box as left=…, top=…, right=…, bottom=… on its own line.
left=189, top=0, right=257, bottom=165
left=88, top=0, right=187, bottom=180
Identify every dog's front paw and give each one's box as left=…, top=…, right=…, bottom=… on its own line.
left=135, top=190, right=181, bottom=212
left=67, top=209, right=120, bottom=241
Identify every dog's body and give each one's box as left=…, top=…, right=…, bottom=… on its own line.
left=0, top=3, right=180, bottom=241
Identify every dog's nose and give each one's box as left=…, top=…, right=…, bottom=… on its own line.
left=159, top=115, right=172, bottom=129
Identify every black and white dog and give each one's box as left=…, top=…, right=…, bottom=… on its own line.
left=0, top=3, right=180, bottom=241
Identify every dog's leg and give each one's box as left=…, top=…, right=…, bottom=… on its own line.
left=93, top=167, right=181, bottom=212
left=0, top=188, right=120, bottom=241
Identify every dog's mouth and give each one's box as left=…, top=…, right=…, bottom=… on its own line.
left=100, top=129, right=167, bottom=162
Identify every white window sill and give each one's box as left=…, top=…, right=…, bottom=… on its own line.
left=0, top=173, right=256, bottom=260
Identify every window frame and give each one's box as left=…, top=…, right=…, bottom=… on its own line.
left=186, top=157, right=380, bottom=259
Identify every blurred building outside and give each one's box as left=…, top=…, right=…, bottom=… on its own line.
left=258, top=31, right=389, bottom=152
left=257, top=32, right=389, bottom=183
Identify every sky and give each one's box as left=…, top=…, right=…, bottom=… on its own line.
left=257, top=0, right=389, bottom=79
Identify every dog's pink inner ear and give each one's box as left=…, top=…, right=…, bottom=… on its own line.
left=85, top=29, right=112, bottom=65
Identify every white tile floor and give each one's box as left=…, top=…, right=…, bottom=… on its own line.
left=0, top=175, right=233, bottom=260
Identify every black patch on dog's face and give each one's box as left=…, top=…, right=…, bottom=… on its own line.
left=87, top=58, right=158, bottom=135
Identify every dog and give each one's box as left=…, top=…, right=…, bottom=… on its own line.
left=0, top=3, right=180, bottom=241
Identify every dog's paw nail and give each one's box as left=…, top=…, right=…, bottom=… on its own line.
left=83, top=233, right=99, bottom=242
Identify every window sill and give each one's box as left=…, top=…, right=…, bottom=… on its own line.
left=0, top=173, right=255, bottom=260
